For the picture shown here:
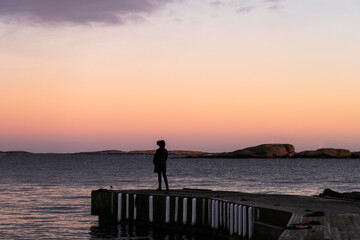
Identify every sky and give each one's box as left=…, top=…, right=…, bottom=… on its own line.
left=1, top=0, right=360, bottom=153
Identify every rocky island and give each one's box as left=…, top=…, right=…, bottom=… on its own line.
left=189, top=144, right=360, bottom=159
left=295, top=148, right=352, bottom=158
left=1, top=144, right=360, bottom=158
left=209, top=144, right=295, bottom=158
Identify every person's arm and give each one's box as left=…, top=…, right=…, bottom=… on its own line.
left=153, top=149, right=159, bottom=164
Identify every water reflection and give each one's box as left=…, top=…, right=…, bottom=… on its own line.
left=89, top=224, right=222, bottom=240
left=0, top=154, right=359, bottom=239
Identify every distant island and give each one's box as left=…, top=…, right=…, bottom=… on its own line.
left=72, top=150, right=206, bottom=156
left=0, top=150, right=206, bottom=156
left=0, top=151, right=33, bottom=155
left=200, top=144, right=360, bottom=159
left=1, top=144, right=360, bottom=158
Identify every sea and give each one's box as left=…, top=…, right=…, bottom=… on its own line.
left=0, top=154, right=359, bottom=239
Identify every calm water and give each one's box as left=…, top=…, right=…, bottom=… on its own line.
left=0, top=154, right=359, bottom=239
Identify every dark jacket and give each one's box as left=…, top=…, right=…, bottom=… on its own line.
left=153, top=147, right=168, bottom=173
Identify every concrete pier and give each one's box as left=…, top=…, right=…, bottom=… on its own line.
left=91, top=189, right=360, bottom=239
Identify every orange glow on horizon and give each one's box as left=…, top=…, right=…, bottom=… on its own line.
left=1, top=1, right=360, bottom=152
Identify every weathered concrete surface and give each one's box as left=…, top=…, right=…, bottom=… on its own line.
left=92, top=188, right=360, bottom=239
left=279, top=212, right=360, bottom=240
left=93, top=188, right=360, bottom=217
left=169, top=190, right=360, bottom=216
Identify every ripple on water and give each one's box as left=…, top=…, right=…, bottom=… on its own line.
left=0, top=154, right=359, bottom=239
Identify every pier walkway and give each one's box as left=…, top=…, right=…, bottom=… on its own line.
left=91, top=189, right=360, bottom=239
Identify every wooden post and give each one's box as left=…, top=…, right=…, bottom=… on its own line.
left=234, top=204, right=238, bottom=234
left=166, top=196, right=170, bottom=223
left=183, top=198, right=188, bottom=225
left=174, top=197, right=179, bottom=223
left=191, top=198, right=196, bottom=225
left=238, top=205, right=243, bottom=236
left=117, top=193, right=122, bottom=222
left=230, top=203, right=234, bottom=234
left=249, top=207, right=253, bottom=239
left=149, top=196, right=153, bottom=222
left=133, top=194, right=137, bottom=220
left=243, top=205, right=247, bottom=237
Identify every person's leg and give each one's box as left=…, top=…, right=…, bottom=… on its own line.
left=162, top=172, right=169, bottom=190
left=157, top=172, right=162, bottom=190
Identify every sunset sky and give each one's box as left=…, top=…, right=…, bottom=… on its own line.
left=1, top=0, right=360, bottom=153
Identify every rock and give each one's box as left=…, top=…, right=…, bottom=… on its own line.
left=295, top=150, right=322, bottom=158
left=2, top=151, right=33, bottom=155
left=351, top=152, right=360, bottom=158
left=320, top=189, right=360, bottom=200
left=344, top=192, right=360, bottom=200
left=214, top=144, right=295, bottom=158
left=295, top=148, right=351, bottom=158
left=320, top=188, right=345, bottom=198
left=318, top=148, right=351, bottom=158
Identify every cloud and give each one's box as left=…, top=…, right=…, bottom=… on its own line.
left=210, top=1, right=224, bottom=8
left=267, top=5, right=283, bottom=10
left=265, top=0, right=284, bottom=11
left=237, top=6, right=255, bottom=14
left=0, top=0, right=173, bottom=25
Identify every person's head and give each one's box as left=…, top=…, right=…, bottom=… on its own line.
left=157, top=140, right=166, bottom=148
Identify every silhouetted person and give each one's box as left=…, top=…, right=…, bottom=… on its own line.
left=153, top=140, right=169, bottom=191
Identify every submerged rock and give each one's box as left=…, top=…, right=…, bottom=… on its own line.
left=214, top=144, right=295, bottom=158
